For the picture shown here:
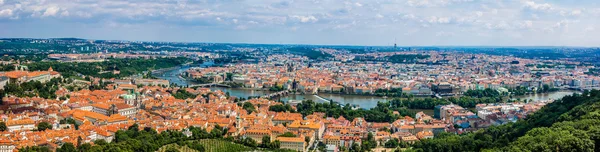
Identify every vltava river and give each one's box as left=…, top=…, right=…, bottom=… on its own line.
left=156, top=66, right=581, bottom=109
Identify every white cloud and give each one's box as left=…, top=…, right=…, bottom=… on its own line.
left=570, top=10, right=582, bottom=16
left=0, top=9, right=12, bottom=18
left=427, top=16, right=451, bottom=24
left=291, top=15, right=318, bottom=23
left=523, top=20, right=533, bottom=28
left=486, top=21, right=510, bottom=30
left=402, top=14, right=417, bottom=20
left=60, top=10, right=70, bottom=17
left=0, top=0, right=4, bottom=5
left=0, top=0, right=598, bottom=46
left=354, top=2, right=362, bottom=7
left=42, top=6, right=61, bottom=17
left=475, top=11, right=483, bottom=17
left=553, top=20, right=569, bottom=29
left=517, top=20, right=533, bottom=29
left=523, top=1, right=553, bottom=12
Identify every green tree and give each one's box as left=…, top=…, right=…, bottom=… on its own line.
left=385, top=138, right=399, bottom=148
left=185, top=140, right=206, bottom=152
left=243, top=102, right=256, bottom=114
left=93, top=139, right=108, bottom=146
left=278, top=132, right=297, bottom=137
left=164, top=146, right=180, bottom=152
left=37, top=122, right=52, bottom=131
left=77, top=143, right=91, bottom=152
left=260, top=135, right=271, bottom=148
left=0, top=122, right=6, bottom=131
left=56, top=143, right=76, bottom=152
left=272, top=140, right=281, bottom=149
left=19, top=146, right=51, bottom=152
left=350, top=142, right=361, bottom=152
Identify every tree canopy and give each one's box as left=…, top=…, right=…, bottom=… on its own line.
left=411, top=90, right=600, bottom=152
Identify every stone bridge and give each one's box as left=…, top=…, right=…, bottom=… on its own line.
left=189, top=83, right=231, bottom=88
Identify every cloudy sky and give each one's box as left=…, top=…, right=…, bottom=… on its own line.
left=0, top=0, right=599, bottom=46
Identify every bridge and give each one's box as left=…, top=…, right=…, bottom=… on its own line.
left=189, top=83, right=231, bottom=88
left=262, top=90, right=291, bottom=99
left=239, top=90, right=291, bottom=103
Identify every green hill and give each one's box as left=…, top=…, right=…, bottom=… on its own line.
left=412, top=90, right=600, bottom=152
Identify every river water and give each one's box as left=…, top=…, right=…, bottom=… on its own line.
left=155, top=66, right=580, bottom=109
left=513, top=91, right=581, bottom=101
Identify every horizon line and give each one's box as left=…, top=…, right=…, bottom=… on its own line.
left=2, top=37, right=599, bottom=48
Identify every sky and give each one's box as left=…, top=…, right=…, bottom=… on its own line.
left=0, top=0, right=599, bottom=46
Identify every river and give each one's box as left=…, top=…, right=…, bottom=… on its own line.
left=155, top=66, right=580, bottom=109
left=513, top=90, right=581, bottom=101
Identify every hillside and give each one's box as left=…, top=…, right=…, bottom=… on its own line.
left=412, top=90, right=600, bottom=152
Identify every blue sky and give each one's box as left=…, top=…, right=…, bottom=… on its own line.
left=0, top=0, right=599, bottom=46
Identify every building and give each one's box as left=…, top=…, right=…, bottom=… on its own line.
left=287, top=120, right=325, bottom=138
left=134, top=79, right=170, bottom=87
left=272, top=112, right=302, bottom=125
left=277, top=136, right=306, bottom=152
left=2, top=67, right=60, bottom=84
left=244, top=129, right=272, bottom=144
left=92, top=103, right=137, bottom=117
left=6, top=119, right=35, bottom=132
left=0, top=139, right=15, bottom=152
left=323, top=135, right=341, bottom=147
left=435, top=82, right=454, bottom=94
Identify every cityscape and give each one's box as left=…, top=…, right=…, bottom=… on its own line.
left=1, top=0, right=600, bottom=152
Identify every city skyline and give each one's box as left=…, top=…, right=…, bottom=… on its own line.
left=1, top=0, right=600, bottom=46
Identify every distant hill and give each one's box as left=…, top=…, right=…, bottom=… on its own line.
left=49, top=38, right=87, bottom=41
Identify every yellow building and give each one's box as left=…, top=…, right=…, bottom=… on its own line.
left=277, top=136, right=306, bottom=152
left=244, top=129, right=273, bottom=144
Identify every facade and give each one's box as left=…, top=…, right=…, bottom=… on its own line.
left=2, top=68, right=60, bottom=84
left=134, top=79, right=170, bottom=87
left=244, top=129, right=273, bottom=144
left=6, top=119, right=35, bottom=132
left=277, top=136, right=306, bottom=152
left=0, top=139, right=15, bottom=152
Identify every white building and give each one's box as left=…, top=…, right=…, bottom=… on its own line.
left=6, top=119, right=35, bottom=132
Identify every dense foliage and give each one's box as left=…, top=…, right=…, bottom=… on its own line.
left=19, top=124, right=253, bottom=152
left=171, top=89, right=197, bottom=99
left=242, top=102, right=256, bottom=114
left=268, top=84, right=285, bottom=91
left=0, top=78, right=62, bottom=99
left=37, top=122, right=52, bottom=131
left=509, top=85, right=559, bottom=96
left=0, top=64, right=15, bottom=71
left=0, top=122, right=6, bottom=131
left=411, top=90, right=600, bottom=151
left=464, top=88, right=502, bottom=98
left=26, top=57, right=188, bottom=79
left=268, top=104, right=295, bottom=112
left=285, top=47, right=333, bottom=60
left=389, top=96, right=502, bottom=109
left=373, top=88, right=405, bottom=97
left=295, top=100, right=414, bottom=122
left=59, top=118, right=79, bottom=130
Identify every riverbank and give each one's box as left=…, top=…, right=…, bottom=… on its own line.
left=151, top=66, right=185, bottom=74
left=155, top=65, right=582, bottom=109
